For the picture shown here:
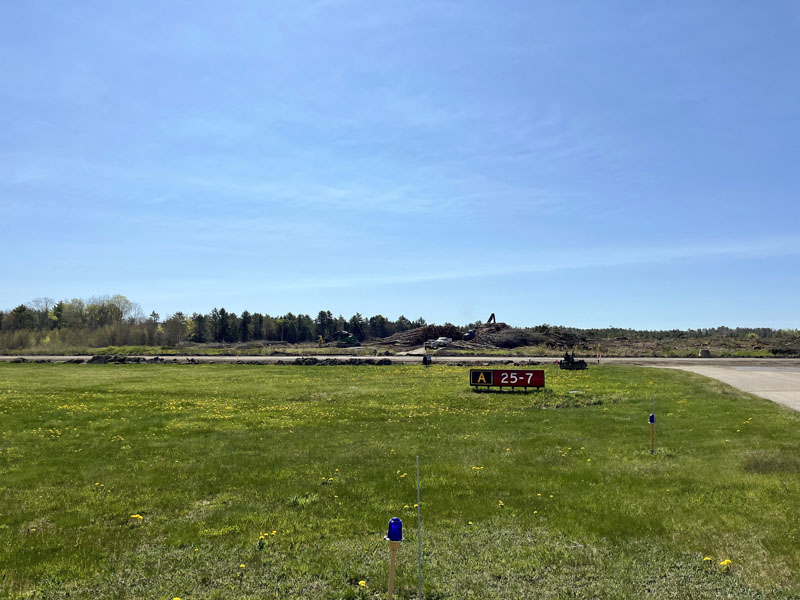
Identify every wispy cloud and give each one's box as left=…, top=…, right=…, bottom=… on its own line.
left=258, top=235, right=800, bottom=292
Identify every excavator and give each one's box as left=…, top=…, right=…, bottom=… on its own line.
left=331, top=330, right=360, bottom=348
left=463, top=313, right=495, bottom=341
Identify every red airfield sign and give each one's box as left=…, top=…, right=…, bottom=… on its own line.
left=469, top=369, right=545, bottom=388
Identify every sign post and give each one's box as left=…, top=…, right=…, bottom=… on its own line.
left=649, top=413, right=656, bottom=454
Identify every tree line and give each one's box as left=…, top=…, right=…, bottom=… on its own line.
left=1, top=295, right=797, bottom=352
left=0, top=295, right=432, bottom=350
left=530, top=323, right=800, bottom=341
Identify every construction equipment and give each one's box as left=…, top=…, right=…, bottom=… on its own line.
left=464, top=313, right=495, bottom=340
left=331, top=330, right=360, bottom=348
left=559, top=350, right=587, bottom=370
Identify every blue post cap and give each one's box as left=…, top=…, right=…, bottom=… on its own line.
left=649, top=413, right=655, bottom=424
left=386, top=517, right=403, bottom=541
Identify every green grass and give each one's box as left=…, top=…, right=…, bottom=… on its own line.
left=0, top=364, right=798, bottom=599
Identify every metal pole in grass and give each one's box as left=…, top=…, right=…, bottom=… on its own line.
left=416, top=455, right=423, bottom=599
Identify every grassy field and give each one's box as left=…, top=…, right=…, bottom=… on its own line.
left=0, top=364, right=798, bottom=599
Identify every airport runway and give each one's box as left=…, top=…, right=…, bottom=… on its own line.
left=662, top=365, right=800, bottom=413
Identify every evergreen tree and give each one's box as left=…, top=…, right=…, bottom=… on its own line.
left=217, top=308, right=232, bottom=343
left=251, top=313, right=264, bottom=340
left=368, top=314, right=388, bottom=339
left=9, top=305, right=35, bottom=331
left=315, top=310, right=334, bottom=340
left=191, top=313, right=207, bottom=343
left=348, top=313, right=366, bottom=341
left=297, top=313, right=314, bottom=342
left=146, top=311, right=160, bottom=345
left=239, top=310, right=252, bottom=342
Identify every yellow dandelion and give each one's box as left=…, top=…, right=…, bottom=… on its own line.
left=468, top=521, right=473, bottom=525
left=403, top=505, right=410, bottom=509
left=272, top=530, right=276, bottom=535
left=130, top=514, right=143, bottom=520
left=587, top=458, right=591, bottom=462
left=703, top=557, right=711, bottom=561
left=358, top=580, right=366, bottom=587
left=240, top=563, right=246, bottom=568
left=498, top=500, right=504, bottom=507
left=533, top=510, right=538, bottom=514
left=400, top=473, right=408, bottom=478
left=720, top=559, right=731, bottom=567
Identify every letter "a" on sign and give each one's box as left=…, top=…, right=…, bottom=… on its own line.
left=471, top=369, right=493, bottom=386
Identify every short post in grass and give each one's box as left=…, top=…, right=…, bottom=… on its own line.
left=649, top=412, right=656, bottom=454
left=385, top=517, right=403, bottom=600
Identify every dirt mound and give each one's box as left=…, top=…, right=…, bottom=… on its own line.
left=378, top=321, right=584, bottom=351
left=379, top=325, right=463, bottom=347
left=451, top=324, right=582, bottom=350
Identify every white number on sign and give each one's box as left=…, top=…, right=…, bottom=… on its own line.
left=500, top=372, right=521, bottom=384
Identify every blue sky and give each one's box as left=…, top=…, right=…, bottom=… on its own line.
left=1, top=1, right=799, bottom=328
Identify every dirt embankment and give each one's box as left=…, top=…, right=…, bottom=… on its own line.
left=377, top=322, right=581, bottom=351
left=378, top=325, right=463, bottom=346
left=376, top=323, right=800, bottom=358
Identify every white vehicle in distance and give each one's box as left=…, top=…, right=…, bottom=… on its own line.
left=424, top=337, right=453, bottom=349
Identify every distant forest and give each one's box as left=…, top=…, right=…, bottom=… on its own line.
left=1, top=295, right=798, bottom=353
left=0, top=295, right=449, bottom=350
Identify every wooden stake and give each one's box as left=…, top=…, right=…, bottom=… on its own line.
left=387, top=540, right=400, bottom=600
